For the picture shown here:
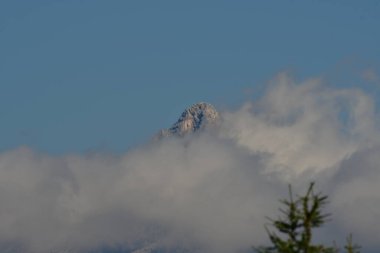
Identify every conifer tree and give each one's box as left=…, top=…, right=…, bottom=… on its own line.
left=255, top=182, right=360, bottom=253
left=344, top=235, right=361, bottom=253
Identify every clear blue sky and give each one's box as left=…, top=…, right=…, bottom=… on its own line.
left=1, top=0, right=379, bottom=154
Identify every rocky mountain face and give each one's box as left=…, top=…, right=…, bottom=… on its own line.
left=157, top=102, right=220, bottom=138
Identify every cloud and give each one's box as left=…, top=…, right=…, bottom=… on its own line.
left=0, top=138, right=281, bottom=253
left=330, top=146, right=380, bottom=248
left=221, top=73, right=377, bottom=177
left=0, top=72, right=379, bottom=253
left=361, top=68, right=380, bottom=83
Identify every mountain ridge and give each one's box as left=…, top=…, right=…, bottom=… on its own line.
left=157, top=102, right=220, bottom=138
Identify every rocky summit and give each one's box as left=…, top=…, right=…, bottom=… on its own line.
left=157, top=102, right=220, bottom=138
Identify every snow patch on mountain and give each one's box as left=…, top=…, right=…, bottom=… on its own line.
left=157, top=102, right=220, bottom=138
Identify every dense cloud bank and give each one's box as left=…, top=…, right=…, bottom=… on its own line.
left=1, top=73, right=380, bottom=253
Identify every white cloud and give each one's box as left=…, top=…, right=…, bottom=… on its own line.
left=0, top=73, right=379, bottom=252
left=221, top=72, right=377, bottom=177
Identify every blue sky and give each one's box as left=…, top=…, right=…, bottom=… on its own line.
left=2, top=2, right=380, bottom=253
left=1, top=0, right=380, bottom=153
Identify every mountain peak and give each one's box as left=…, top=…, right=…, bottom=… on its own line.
left=157, top=102, right=220, bottom=138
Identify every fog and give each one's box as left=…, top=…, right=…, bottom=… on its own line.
left=0, top=73, right=379, bottom=252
